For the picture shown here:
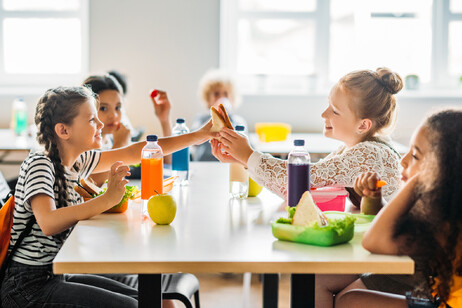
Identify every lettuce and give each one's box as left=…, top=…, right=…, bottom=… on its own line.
left=275, top=206, right=356, bottom=236
left=275, top=206, right=297, bottom=224
left=96, top=185, right=139, bottom=207
left=311, top=215, right=356, bottom=235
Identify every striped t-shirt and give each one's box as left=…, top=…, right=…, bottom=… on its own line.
left=10, top=150, right=101, bottom=266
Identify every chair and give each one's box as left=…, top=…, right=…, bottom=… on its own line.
left=162, top=273, right=200, bottom=308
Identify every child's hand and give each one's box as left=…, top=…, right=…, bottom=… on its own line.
left=354, top=171, right=382, bottom=198
left=112, top=123, right=131, bottom=148
left=218, top=128, right=254, bottom=165
left=105, top=162, right=130, bottom=206
left=196, top=118, right=218, bottom=144
left=151, top=90, right=171, bottom=124
left=211, top=139, right=242, bottom=164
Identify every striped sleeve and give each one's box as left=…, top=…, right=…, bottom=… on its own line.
left=22, top=157, right=55, bottom=212
left=76, top=150, right=101, bottom=179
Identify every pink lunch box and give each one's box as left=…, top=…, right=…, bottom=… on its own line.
left=311, top=187, right=349, bottom=212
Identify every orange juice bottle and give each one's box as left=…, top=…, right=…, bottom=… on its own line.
left=141, top=135, right=163, bottom=201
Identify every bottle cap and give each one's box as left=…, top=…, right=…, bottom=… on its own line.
left=176, top=118, right=185, bottom=124
left=235, top=125, right=245, bottom=132
left=294, top=139, right=305, bottom=146
left=146, top=134, right=158, bottom=142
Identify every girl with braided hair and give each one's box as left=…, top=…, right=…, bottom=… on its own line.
left=212, top=67, right=404, bottom=204
left=0, top=86, right=213, bottom=307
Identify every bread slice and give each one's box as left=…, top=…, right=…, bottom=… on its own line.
left=210, top=106, right=226, bottom=133
left=80, top=178, right=101, bottom=196
left=292, top=191, right=327, bottom=227
left=218, top=104, right=233, bottom=130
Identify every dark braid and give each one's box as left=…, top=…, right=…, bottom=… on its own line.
left=35, top=87, right=95, bottom=208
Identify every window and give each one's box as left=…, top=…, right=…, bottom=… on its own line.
left=221, top=0, right=462, bottom=95
left=0, top=0, right=88, bottom=89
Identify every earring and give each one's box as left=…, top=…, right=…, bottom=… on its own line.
left=357, top=130, right=362, bottom=134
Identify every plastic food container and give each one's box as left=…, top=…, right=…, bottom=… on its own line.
left=311, top=187, right=349, bottom=212
left=271, top=212, right=355, bottom=246
left=255, top=123, right=291, bottom=142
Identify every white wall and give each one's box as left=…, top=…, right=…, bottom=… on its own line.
left=1, top=0, right=461, bottom=148
left=88, top=0, right=220, bottom=135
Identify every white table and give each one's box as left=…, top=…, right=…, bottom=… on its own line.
left=54, top=162, right=414, bottom=308
left=0, top=128, right=38, bottom=164
left=249, top=133, right=408, bottom=160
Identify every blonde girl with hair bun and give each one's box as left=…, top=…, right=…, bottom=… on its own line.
left=212, top=67, right=404, bottom=204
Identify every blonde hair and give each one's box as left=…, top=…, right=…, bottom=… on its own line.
left=198, top=69, right=241, bottom=108
left=339, top=67, right=403, bottom=137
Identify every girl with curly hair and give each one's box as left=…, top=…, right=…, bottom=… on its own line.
left=336, top=109, right=462, bottom=308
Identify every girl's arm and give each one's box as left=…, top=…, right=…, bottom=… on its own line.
left=94, top=120, right=213, bottom=173
left=31, top=162, right=129, bottom=236
left=362, top=175, right=419, bottom=255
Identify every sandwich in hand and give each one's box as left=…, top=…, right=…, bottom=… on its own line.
left=210, top=103, right=234, bottom=133
left=291, top=191, right=328, bottom=227
left=74, top=179, right=139, bottom=213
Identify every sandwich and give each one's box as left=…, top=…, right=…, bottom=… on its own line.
left=210, top=103, right=234, bottom=133
left=74, top=179, right=101, bottom=201
left=291, top=191, right=328, bottom=227
left=74, top=179, right=139, bottom=213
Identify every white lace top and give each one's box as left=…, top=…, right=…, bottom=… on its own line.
left=247, top=140, right=402, bottom=201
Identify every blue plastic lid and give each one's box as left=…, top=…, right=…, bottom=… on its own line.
left=176, top=118, right=185, bottom=124
left=294, top=139, right=305, bottom=146
left=146, top=134, right=158, bottom=142
left=235, top=125, right=245, bottom=131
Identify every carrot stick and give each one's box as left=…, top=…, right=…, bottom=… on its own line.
left=376, top=180, right=387, bottom=188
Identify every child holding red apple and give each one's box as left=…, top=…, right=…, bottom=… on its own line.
left=0, top=86, right=214, bottom=307
left=83, top=74, right=174, bottom=185
left=83, top=74, right=173, bottom=150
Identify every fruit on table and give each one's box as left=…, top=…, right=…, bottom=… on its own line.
left=248, top=177, right=263, bottom=197
left=148, top=194, right=177, bottom=225
left=361, top=196, right=382, bottom=215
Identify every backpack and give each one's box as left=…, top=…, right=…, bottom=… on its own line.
left=0, top=193, right=15, bottom=266
left=0, top=192, right=35, bottom=304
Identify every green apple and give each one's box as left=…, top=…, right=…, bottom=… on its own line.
left=147, top=194, right=177, bottom=225
left=248, top=177, right=263, bottom=197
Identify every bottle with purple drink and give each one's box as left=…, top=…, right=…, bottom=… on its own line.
left=287, top=139, right=311, bottom=207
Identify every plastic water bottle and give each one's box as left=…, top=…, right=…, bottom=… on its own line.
left=141, top=135, right=163, bottom=217
left=172, top=118, right=190, bottom=185
left=287, top=139, right=311, bottom=207
left=229, top=125, right=249, bottom=198
left=11, top=97, right=28, bottom=136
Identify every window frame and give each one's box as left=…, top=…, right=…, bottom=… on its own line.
left=220, top=0, right=462, bottom=95
left=0, top=0, right=89, bottom=89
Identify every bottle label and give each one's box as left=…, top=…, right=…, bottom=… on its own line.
left=141, top=157, right=163, bottom=199
left=15, top=111, right=28, bottom=135
left=172, top=148, right=189, bottom=171
left=287, top=163, right=310, bottom=207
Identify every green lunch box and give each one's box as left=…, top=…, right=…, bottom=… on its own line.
left=271, top=212, right=371, bottom=247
